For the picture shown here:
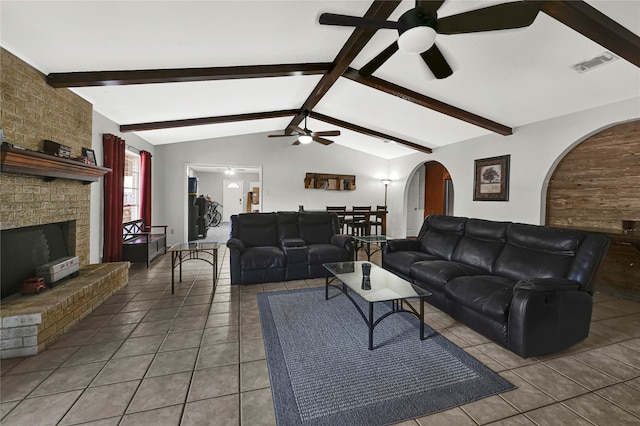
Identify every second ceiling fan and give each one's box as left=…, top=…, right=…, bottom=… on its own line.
left=268, top=111, right=340, bottom=146
left=319, top=0, right=541, bottom=79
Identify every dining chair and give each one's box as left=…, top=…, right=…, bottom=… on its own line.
left=326, top=206, right=347, bottom=233
left=370, top=205, right=386, bottom=235
left=345, top=206, right=372, bottom=236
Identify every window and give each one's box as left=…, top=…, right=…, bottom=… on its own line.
left=123, top=150, right=140, bottom=222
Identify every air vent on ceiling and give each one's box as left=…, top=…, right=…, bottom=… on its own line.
left=571, top=52, right=618, bottom=73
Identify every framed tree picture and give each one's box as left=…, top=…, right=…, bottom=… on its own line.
left=473, top=155, right=510, bottom=201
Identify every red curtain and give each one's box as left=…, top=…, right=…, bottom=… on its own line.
left=102, top=134, right=125, bottom=262
left=140, top=150, right=152, bottom=229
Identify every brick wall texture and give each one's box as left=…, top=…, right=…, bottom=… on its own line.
left=1, top=48, right=93, bottom=266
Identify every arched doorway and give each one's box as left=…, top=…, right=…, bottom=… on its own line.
left=405, top=161, right=453, bottom=236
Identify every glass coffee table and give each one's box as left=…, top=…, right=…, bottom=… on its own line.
left=323, top=261, right=431, bottom=350
left=352, top=234, right=394, bottom=261
left=167, top=242, right=219, bottom=294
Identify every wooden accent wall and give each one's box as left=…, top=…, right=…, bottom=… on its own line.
left=546, top=120, right=640, bottom=230
left=546, top=120, right=640, bottom=300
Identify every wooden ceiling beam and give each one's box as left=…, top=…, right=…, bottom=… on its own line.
left=310, top=111, right=433, bottom=154
left=285, top=0, right=402, bottom=133
left=47, top=63, right=332, bottom=88
left=538, top=0, right=640, bottom=68
left=120, top=109, right=299, bottom=132
left=343, top=68, right=512, bottom=136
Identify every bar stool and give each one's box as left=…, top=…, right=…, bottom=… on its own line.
left=326, top=206, right=347, bottom=233
left=370, top=205, right=386, bottom=235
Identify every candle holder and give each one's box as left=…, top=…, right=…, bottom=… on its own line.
left=361, top=263, right=371, bottom=290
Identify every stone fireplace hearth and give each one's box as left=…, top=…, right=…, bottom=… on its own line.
left=0, top=48, right=130, bottom=358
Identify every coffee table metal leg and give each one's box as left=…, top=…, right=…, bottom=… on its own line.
left=420, top=297, right=425, bottom=340
left=325, top=271, right=329, bottom=300
left=368, top=302, right=374, bottom=350
left=171, top=252, right=176, bottom=294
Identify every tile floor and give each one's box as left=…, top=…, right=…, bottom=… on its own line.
left=1, top=247, right=640, bottom=425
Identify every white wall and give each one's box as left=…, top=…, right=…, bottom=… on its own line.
left=154, top=133, right=389, bottom=245
left=89, top=111, right=155, bottom=263
left=89, top=97, right=639, bottom=255
left=387, top=98, right=640, bottom=238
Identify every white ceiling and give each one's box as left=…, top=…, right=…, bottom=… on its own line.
left=2, top=1, right=639, bottom=159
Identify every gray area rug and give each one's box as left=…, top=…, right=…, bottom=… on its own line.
left=258, top=287, right=514, bottom=426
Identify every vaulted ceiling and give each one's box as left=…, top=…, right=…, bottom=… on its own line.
left=2, top=1, right=639, bottom=159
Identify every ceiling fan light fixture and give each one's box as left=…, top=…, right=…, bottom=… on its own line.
left=298, top=134, right=313, bottom=144
left=398, top=26, right=436, bottom=54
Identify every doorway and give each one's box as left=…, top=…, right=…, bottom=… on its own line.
left=424, top=161, right=453, bottom=216
left=223, top=179, right=244, bottom=221
left=405, top=161, right=453, bottom=236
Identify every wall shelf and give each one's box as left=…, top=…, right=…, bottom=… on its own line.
left=1, top=145, right=111, bottom=184
left=304, top=172, right=355, bottom=191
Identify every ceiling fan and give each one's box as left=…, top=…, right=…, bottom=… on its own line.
left=268, top=111, right=340, bottom=146
left=319, top=0, right=541, bottom=79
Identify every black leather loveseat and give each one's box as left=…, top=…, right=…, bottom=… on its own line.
left=383, top=215, right=610, bottom=358
left=227, top=211, right=354, bottom=285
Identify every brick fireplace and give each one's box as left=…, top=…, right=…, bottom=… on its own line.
left=0, top=48, right=129, bottom=358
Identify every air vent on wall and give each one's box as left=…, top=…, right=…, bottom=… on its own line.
left=571, top=52, right=618, bottom=73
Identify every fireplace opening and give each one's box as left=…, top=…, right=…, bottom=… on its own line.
left=1, top=221, right=74, bottom=300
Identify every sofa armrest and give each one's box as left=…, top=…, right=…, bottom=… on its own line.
left=226, top=238, right=246, bottom=253
left=508, top=281, right=592, bottom=358
left=385, top=238, right=421, bottom=253
left=331, top=234, right=352, bottom=249
left=281, top=238, right=306, bottom=248
left=514, top=278, right=580, bottom=293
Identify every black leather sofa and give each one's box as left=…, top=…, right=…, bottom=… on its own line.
left=227, top=211, right=354, bottom=285
left=383, top=215, right=610, bottom=358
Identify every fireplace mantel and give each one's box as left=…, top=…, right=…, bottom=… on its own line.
left=1, top=144, right=111, bottom=183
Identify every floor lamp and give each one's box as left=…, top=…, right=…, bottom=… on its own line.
left=381, top=179, right=392, bottom=207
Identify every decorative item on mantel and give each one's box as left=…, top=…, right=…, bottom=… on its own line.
left=42, top=139, right=71, bottom=158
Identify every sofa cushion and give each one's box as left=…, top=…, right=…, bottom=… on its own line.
left=451, top=218, right=508, bottom=273
left=233, top=213, right=278, bottom=248
left=276, top=211, right=299, bottom=241
left=383, top=251, right=439, bottom=278
left=299, top=212, right=336, bottom=244
left=410, top=260, right=486, bottom=292
left=493, top=224, right=580, bottom=281
left=308, top=244, right=351, bottom=265
left=445, top=275, right=516, bottom=322
left=418, top=216, right=466, bottom=260
left=240, top=247, right=286, bottom=270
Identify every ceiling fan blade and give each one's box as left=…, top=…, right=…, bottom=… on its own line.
left=415, top=0, right=445, bottom=18
left=420, top=44, right=453, bottom=79
left=359, top=41, right=399, bottom=77
left=313, top=137, right=334, bottom=146
left=290, top=125, right=306, bottom=135
left=268, top=133, right=296, bottom=138
left=312, top=130, right=340, bottom=137
left=436, top=1, right=541, bottom=35
left=319, top=13, right=400, bottom=30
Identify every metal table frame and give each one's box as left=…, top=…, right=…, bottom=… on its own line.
left=352, top=235, right=393, bottom=261
left=324, top=261, right=430, bottom=350
left=168, top=242, right=219, bottom=294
